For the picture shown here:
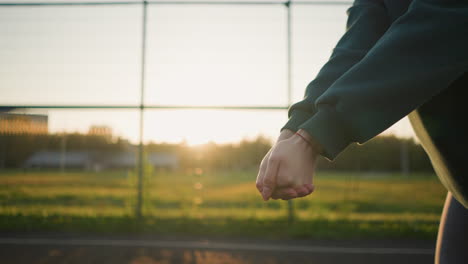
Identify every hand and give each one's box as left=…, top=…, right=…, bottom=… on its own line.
left=256, top=129, right=318, bottom=201
left=256, top=129, right=294, bottom=197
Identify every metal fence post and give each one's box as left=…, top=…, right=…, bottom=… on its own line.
left=60, top=133, right=67, bottom=173
left=401, top=139, right=410, bottom=177
left=285, top=0, right=295, bottom=225
left=136, top=0, right=148, bottom=219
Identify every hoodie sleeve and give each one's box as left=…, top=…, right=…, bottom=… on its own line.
left=282, top=0, right=391, bottom=132
left=298, top=0, right=468, bottom=160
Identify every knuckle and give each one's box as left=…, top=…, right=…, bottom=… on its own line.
left=255, top=181, right=263, bottom=190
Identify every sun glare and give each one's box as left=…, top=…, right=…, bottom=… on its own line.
left=144, top=110, right=281, bottom=146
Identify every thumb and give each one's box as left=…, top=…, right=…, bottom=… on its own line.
left=262, top=156, right=280, bottom=201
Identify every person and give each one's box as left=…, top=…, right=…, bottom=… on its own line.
left=255, top=0, right=468, bottom=263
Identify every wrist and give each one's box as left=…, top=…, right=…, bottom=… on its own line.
left=296, top=129, right=324, bottom=154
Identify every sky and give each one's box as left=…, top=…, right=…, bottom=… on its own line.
left=0, top=1, right=414, bottom=145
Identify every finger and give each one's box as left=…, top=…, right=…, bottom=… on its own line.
left=295, top=186, right=310, bottom=197
left=256, top=149, right=273, bottom=192
left=304, top=183, right=315, bottom=194
left=262, top=155, right=280, bottom=201
left=256, top=177, right=263, bottom=192
left=256, top=151, right=270, bottom=193
left=256, top=163, right=265, bottom=192
left=271, top=192, right=281, bottom=200
left=272, top=187, right=297, bottom=200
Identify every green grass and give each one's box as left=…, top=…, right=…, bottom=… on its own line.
left=0, top=169, right=446, bottom=239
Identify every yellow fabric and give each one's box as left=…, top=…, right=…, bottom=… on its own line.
left=408, top=111, right=468, bottom=208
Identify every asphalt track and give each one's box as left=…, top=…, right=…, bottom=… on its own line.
left=0, top=233, right=435, bottom=264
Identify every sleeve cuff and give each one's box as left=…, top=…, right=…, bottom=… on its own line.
left=281, top=109, right=313, bottom=133
left=298, top=106, right=353, bottom=160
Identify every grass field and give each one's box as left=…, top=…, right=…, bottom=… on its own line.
left=0, top=169, right=447, bottom=239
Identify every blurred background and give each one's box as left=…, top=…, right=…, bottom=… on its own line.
left=0, top=0, right=445, bottom=263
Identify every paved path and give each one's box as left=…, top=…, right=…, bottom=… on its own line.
left=0, top=234, right=435, bottom=264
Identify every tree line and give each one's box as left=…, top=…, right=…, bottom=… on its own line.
left=0, top=133, right=433, bottom=172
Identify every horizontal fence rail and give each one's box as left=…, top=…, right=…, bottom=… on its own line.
left=0, top=105, right=289, bottom=110
left=0, top=1, right=352, bottom=7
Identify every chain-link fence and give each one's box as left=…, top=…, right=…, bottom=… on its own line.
left=0, top=1, right=445, bottom=238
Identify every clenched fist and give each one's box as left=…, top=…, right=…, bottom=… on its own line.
left=256, top=129, right=320, bottom=201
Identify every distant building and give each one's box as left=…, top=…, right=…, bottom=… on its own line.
left=24, top=151, right=94, bottom=169
left=148, top=153, right=179, bottom=170
left=23, top=151, right=179, bottom=171
left=0, top=113, right=48, bottom=135
left=103, top=152, right=179, bottom=170
left=104, top=152, right=136, bottom=169
left=88, top=125, right=113, bottom=139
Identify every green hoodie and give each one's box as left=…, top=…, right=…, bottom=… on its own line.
left=282, top=0, right=468, bottom=205
left=284, top=0, right=468, bottom=159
